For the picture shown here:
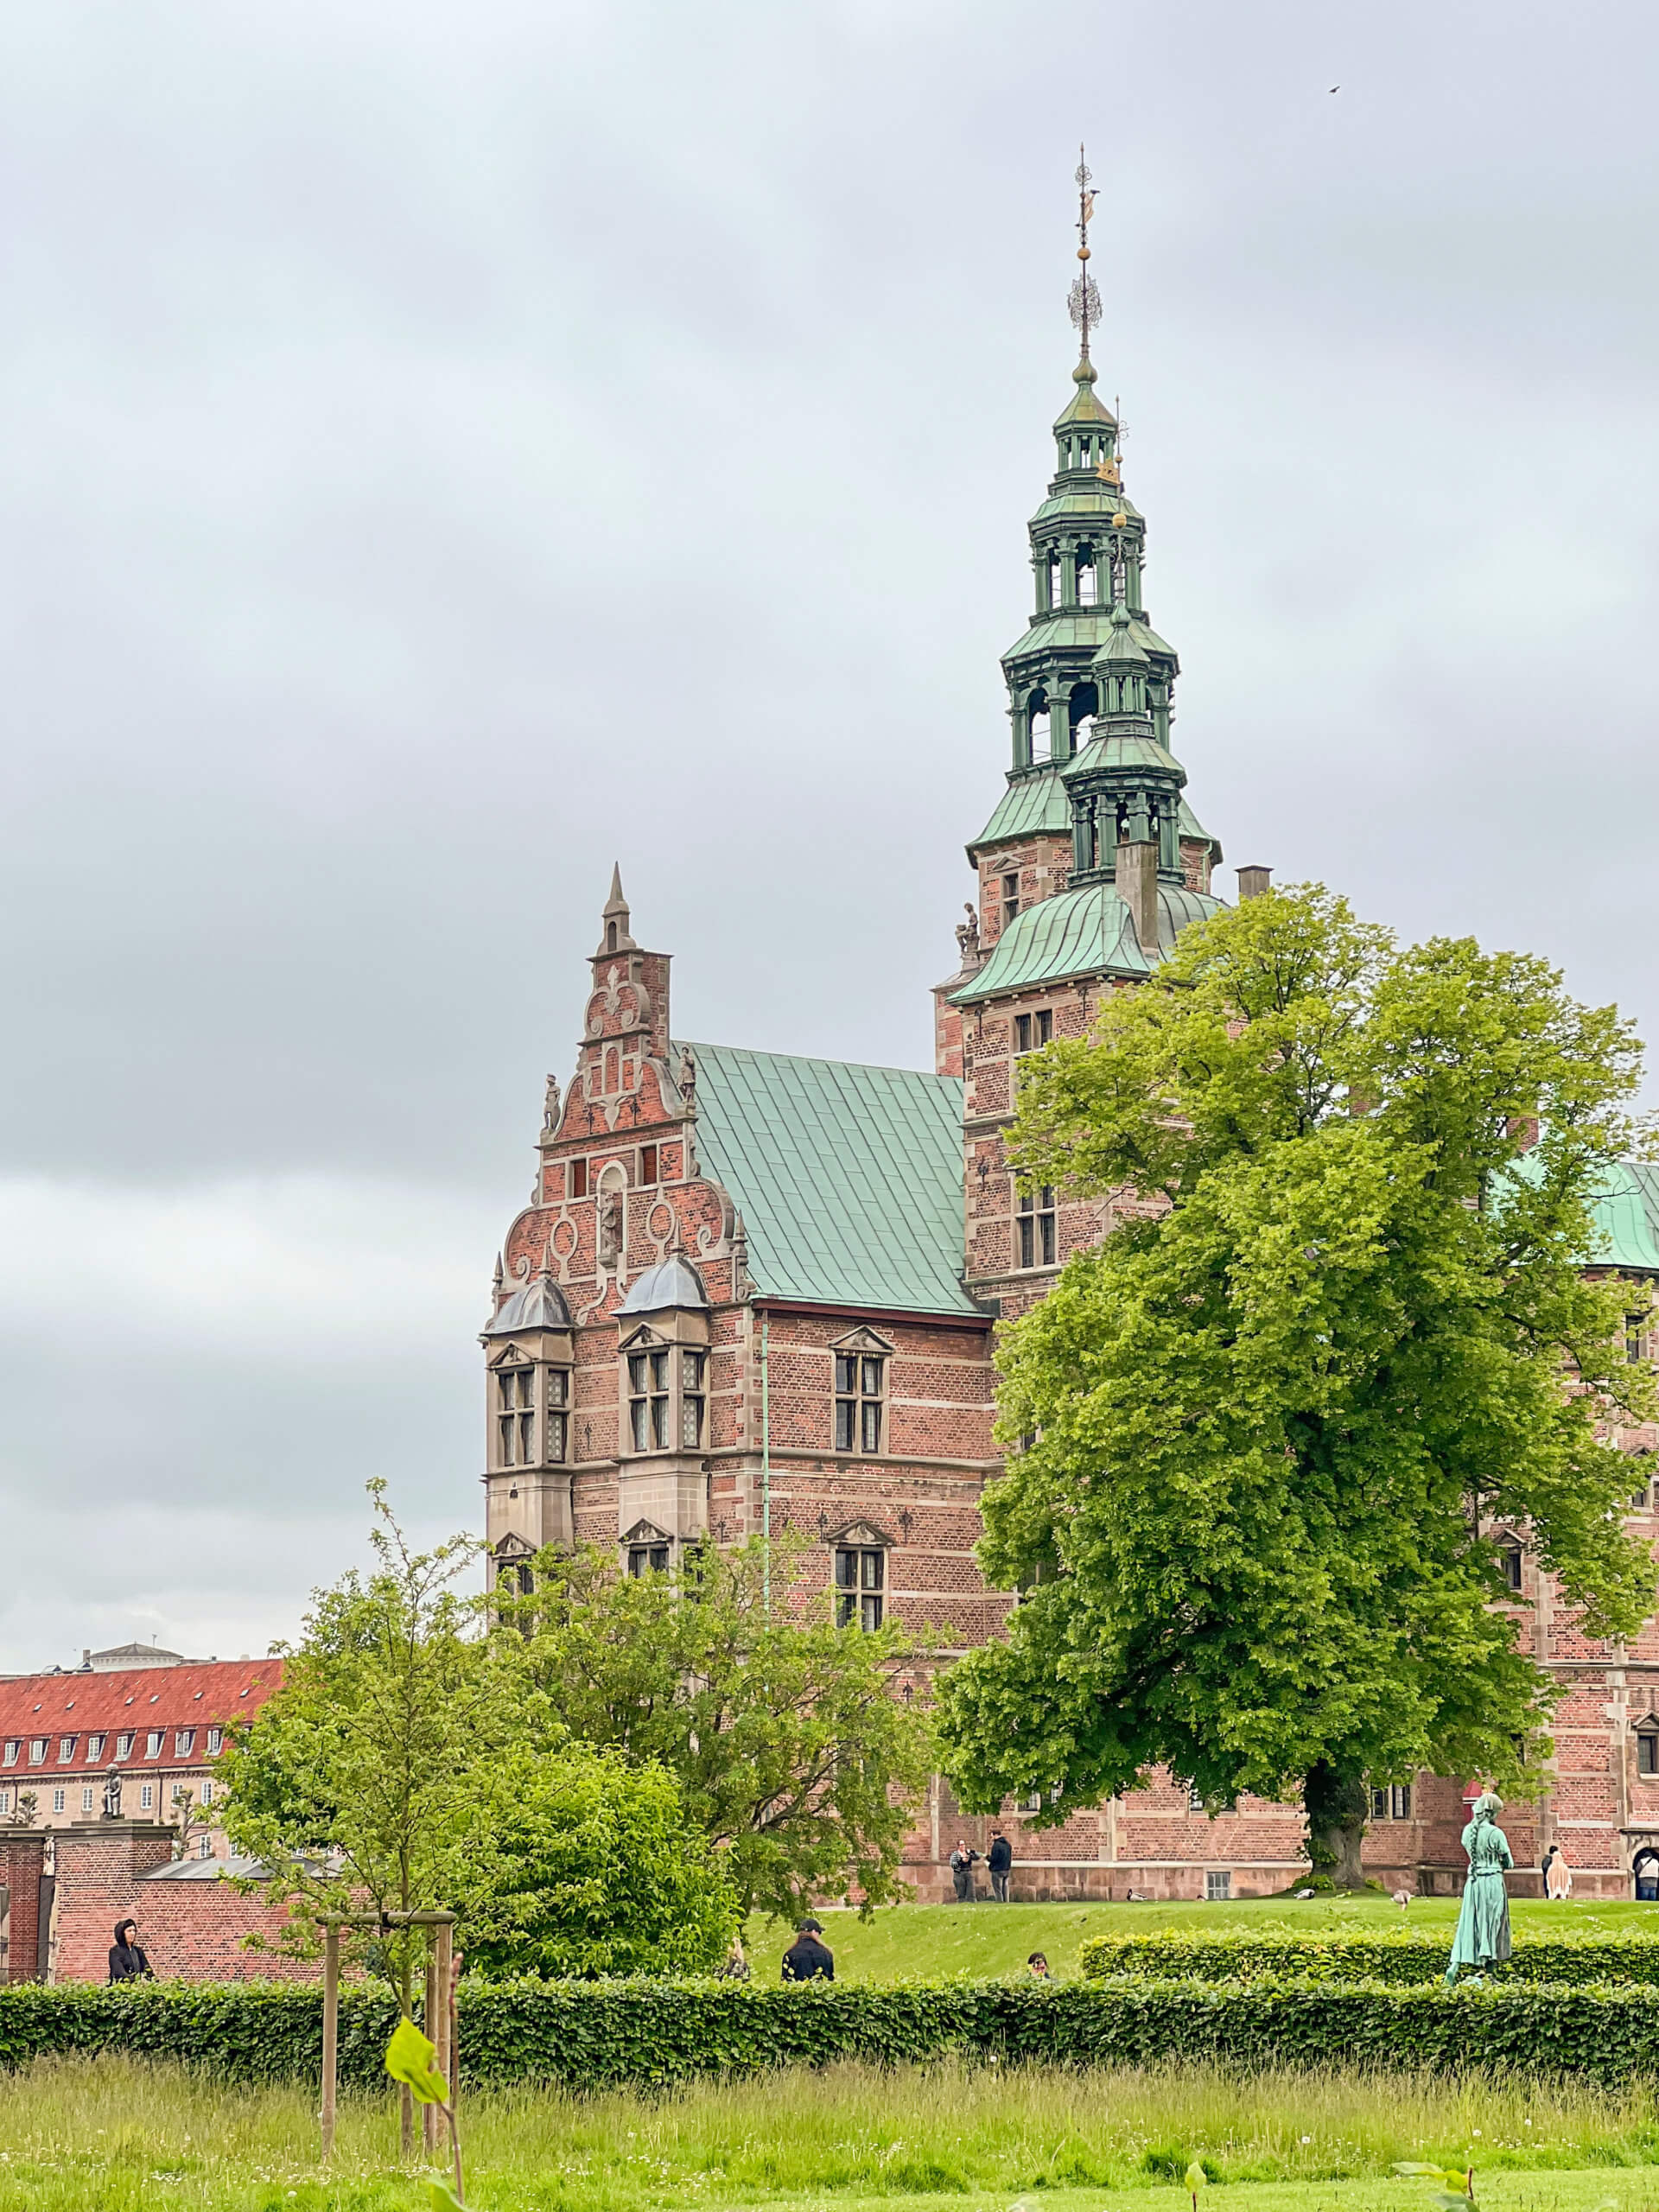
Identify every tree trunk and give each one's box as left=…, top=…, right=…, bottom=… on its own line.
left=1303, top=1760, right=1369, bottom=1889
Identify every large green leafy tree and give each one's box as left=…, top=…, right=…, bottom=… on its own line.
left=498, top=1538, right=934, bottom=1920
left=937, top=886, right=1656, bottom=1882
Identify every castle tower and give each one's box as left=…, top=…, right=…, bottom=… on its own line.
left=936, top=150, right=1227, bottom=1319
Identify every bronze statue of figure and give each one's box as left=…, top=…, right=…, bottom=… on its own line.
left=1445, top=1790, right=1513, bottom=1984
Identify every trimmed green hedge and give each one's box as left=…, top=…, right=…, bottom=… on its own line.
left=9, top=1977, right=1659, bottom=2086
left=1077, top=1931, right=1659, bottom=1986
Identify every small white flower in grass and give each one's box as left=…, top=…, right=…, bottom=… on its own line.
left=1472, top=2130, right=1482, bottom=2139
left=1301, top=2136, right=1313, bottom=2145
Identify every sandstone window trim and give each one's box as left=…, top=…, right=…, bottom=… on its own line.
left=496, top=1363, right=537, bottom=1469
left=1001, top=872, right=1020, bottom=931
left=834, top=1543, right=886, bottom=1631
left=1497, top=1535, right=1524, bottom=1594
left=1013, top=1009, right=1052, bottom=1055
left=1018, top=1185, right=1057, bottom=1269
left=1370, top=1783, right=1414, bottom=1821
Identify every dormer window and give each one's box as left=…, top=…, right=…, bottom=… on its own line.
left=497, top=1366, right=535, bottom=1467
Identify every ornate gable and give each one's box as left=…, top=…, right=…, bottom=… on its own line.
left=824, top=1517, right=892, bottom=1548
left=829, top=1325, right=896, bottom=1357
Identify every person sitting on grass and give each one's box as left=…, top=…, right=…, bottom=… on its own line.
left=781, top=1917, right=835, bottom=1982
left=1026, top=1951, right=1052, bottom=1980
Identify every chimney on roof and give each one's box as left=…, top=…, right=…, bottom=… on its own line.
left=1116, top=836, right=1160, bottom=956
left=1236, top=864, right=1273, bottom=900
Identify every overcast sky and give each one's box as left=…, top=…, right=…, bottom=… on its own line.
left=2, top=0, right=1656, bottom=1670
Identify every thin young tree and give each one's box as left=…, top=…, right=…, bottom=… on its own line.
left=937, top=885, right=1657, bottom=1883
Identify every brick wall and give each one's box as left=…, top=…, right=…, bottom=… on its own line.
left=0, top=1831, right=46, bottom=1983
left=48, top=1822, right=315, bottom=1984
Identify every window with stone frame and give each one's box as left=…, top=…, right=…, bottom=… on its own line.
left=1018, top=1185, right=1057, bottom=1268
left=1369, top=1783, right=1414, bottom=1820
left=1013, top=1009, right=1052, bottom=1054
left=545, top=1365, right=569, bottom=1463
left=496, top=1363, right=536, bottom=1467
left=680, top=1350, right=706, bottom=1448
left=1640, top=1730, right=1659, bottom=1779
left=639, top=1142, right=658, bottom=1185
left=569, top=1158, right=588, bottom=1198
left=628, top=1346, right=671, bottom=1451
left=835, top=1543, right=885, bottom=1630
left=628, top=1541, right=671, bottom=1576
left=835, top=1351, right=886, bottom=1454
left=1497, top=1536, right=1524, bottom=1593
left=1001, top=873, right=1020, bottom=931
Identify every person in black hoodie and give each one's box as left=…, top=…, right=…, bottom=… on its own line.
left=988, top=1829, right=1013, bottom=1902
left=780, top=1917, right=835, bottom=1981
left=108, top=1919, right=153, bottom=1983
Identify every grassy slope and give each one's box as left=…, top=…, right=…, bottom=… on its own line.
left=745, top=1895, right=1659, bottom=1985
left=9, top=2053, right=1659, bottom=2212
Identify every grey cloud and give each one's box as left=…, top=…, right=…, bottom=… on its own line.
left=1, top=0, right=1656, bottom=1663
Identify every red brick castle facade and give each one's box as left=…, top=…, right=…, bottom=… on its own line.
left=480, top=235, right=1659, bottom=1900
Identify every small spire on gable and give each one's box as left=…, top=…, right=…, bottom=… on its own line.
left=595, top=863, right=639, bottom=958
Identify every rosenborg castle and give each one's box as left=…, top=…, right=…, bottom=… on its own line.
left=477, top=291, right=1659, bottom=1903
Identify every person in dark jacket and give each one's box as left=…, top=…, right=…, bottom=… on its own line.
left=108, top=1919, right=153, bottom=1983
left=781, top=1917, right=835, bottom=1981
left=988, top=1829, right=1013, bottom=1902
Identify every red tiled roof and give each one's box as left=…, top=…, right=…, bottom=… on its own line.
left=0, top=1660, right=283, bottom=1775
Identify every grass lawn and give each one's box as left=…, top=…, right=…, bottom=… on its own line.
left=741, top=1895, right=1659, bottom=1986
left=9, top=2053, right=1659, bottom=2212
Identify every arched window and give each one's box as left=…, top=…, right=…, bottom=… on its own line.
left=1028, top=696, right=1052, bottom=763
left=1046, top=553, right=1062, bottom=607
left=1076, top=547, right=1097, bottom=606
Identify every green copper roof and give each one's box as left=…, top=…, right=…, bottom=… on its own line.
left=967, top=770, right=1217, bottom=855
left=950, top=880, right=1223, bottom=1004
left=1586, top=1160, right=1659, bottom=1272
left=1032, top=488, right=1143, bottom=524
left=676, top=1040, right=977, bottom=1317
left=969, top=768, right=1073, bottom=849
left=1065, top=728, right=1183, bottom=779
left=1002, top=611, right=1173, bottom=664
left=1053, top=361, right=1117, bottom=429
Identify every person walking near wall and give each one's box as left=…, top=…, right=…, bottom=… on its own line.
left=107, top=1919, right=152, bottom=1983
left=1542, top=1844, right=1573, bottom=1899
left=988, top=1828, right=1013, bottom=1903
